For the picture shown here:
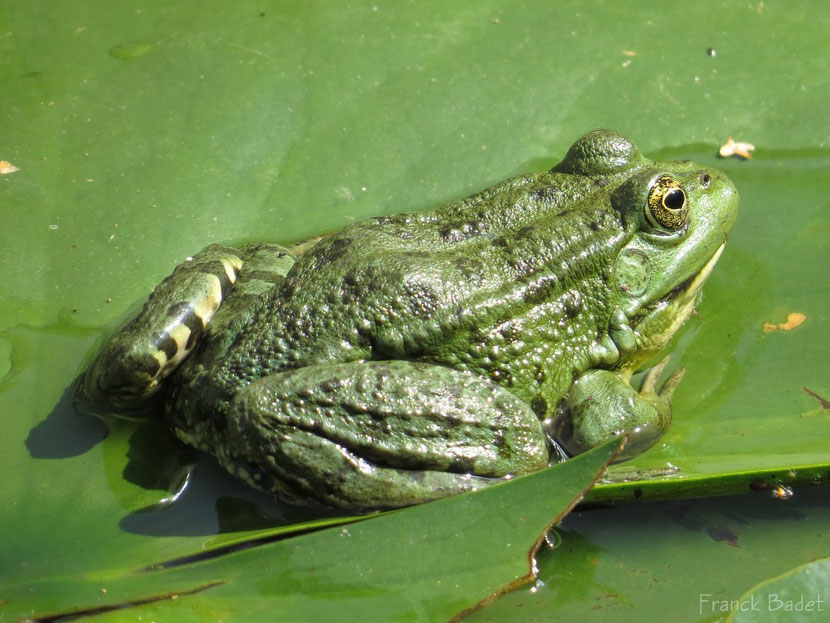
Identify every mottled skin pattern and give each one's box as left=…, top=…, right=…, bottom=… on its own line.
left=75, top=130, right=739, bottom=510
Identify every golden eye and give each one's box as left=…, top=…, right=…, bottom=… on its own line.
left=646, top=175, right=688, bottom=230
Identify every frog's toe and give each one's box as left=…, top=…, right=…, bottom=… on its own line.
left=656, top=367, right=685, bottom=400
left=640, top=356, right=670, bottom=394
left=639, top=356, right=685, bottom=400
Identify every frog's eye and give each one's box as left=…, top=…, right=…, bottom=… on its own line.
left=645, top=175, right=688, bottom=231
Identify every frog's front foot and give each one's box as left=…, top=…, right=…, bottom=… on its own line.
left=549, top=357, right=685, bottom=461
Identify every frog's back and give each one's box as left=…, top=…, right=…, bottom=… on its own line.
left=214, top=167, right=631, bottom=404
left=201, top=129, right=651, bottom=401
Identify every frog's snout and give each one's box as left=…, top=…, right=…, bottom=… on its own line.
left=714, top=170, right=740, bottom=232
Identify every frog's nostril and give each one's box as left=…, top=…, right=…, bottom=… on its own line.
left=699, top=172, right=712, bottom=187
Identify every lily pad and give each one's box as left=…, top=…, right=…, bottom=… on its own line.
left=2, top=439, right=621, bottom=621
left=729, top=558, right=830, bottom=623
left=2, top=0, right=829, bottom=620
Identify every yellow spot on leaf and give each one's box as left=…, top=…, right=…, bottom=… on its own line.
left=762, top=312, right=806, bottom=332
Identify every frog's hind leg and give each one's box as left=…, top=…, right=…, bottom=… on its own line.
left=221, top=360, right=551, bottom=510
left=75, top=243, right=295, bottom=411
left=203, top=242, right=296, bottom=338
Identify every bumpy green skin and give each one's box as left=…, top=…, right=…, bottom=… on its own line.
left=75, top=130, right=739, bottom=510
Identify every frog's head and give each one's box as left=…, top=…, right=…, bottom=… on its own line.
left=596, top=137, right=740, bottom=368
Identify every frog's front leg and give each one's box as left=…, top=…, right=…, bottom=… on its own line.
left=74, top=243, right=295, bottom=411
left=221, top=360, right=551, bottom=510
left=549, top=358, right=684, bottom=461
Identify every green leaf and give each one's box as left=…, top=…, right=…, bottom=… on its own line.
left=728, top=559, right=830, bottom=623
left=471, top=486, right=830, bottom=622
left=2, top=0, right=829, bottom=621
left=2, top=439, right=620, bottom=621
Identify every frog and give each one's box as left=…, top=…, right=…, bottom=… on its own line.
left=73, top=129, right=739, bottom=510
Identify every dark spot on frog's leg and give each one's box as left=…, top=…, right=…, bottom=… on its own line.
left=280, top=281, right=296, bottom=299
left=324, top=237, right=353, bottom=262
left=162, top=302, right=205, bottom=350
left=157, top=334, right=179, bottom=361
left=448, top=455, right=476, bottom=473
left=104, top=341, right=161, bottom=381
left=491, top=235, right=509, bottom=248
left=165, top=301, right=192, bottom=321
left=405, top=469, right=427, bottom=484
left=522, top=274, right=559, bottom=306
left=530, top=186, right=562, bottom=202
left=496, top=320, right=521, bottom=342
left=318, top=377, right=344, bottom=394
left=556, top=209, right=572, bottom=217
left=183, top=309, right=206, bottom=349
left=562, top=291, right=583, bottom=319
left=339, top=273, right=362, bottom=304
left=134, top=351, right=162, bottom=378
left=518, top=225, right=537, bottom=236
left=492, top=432, right=520, bottom=464
left=588, top=221, right=601, bottom=231
left=530, top=395, right=548, bottom=418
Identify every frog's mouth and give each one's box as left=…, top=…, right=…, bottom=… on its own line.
left=629, top=243, right=726, bottom=352
left=660, top=242, right=725, bottom=308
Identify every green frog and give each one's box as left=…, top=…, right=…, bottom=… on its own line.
left=73, top=130, right=738, bottom=510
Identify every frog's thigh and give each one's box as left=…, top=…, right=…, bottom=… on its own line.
left=226, top=360, right=550, bottom=509
left=75, top=243, right=295, bottom=410
left=205, top=243, right=295, bottom=334
left=554, top=368, right=673, bottom=460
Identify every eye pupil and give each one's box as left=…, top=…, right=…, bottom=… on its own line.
left=663, top=188, right=685, bottom=210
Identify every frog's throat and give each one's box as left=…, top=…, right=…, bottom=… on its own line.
left=659, top=241, right=725, bottom=313
left=633, top=242, right=726, bottom=354
left=597, top=242, right=726, bottom=371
